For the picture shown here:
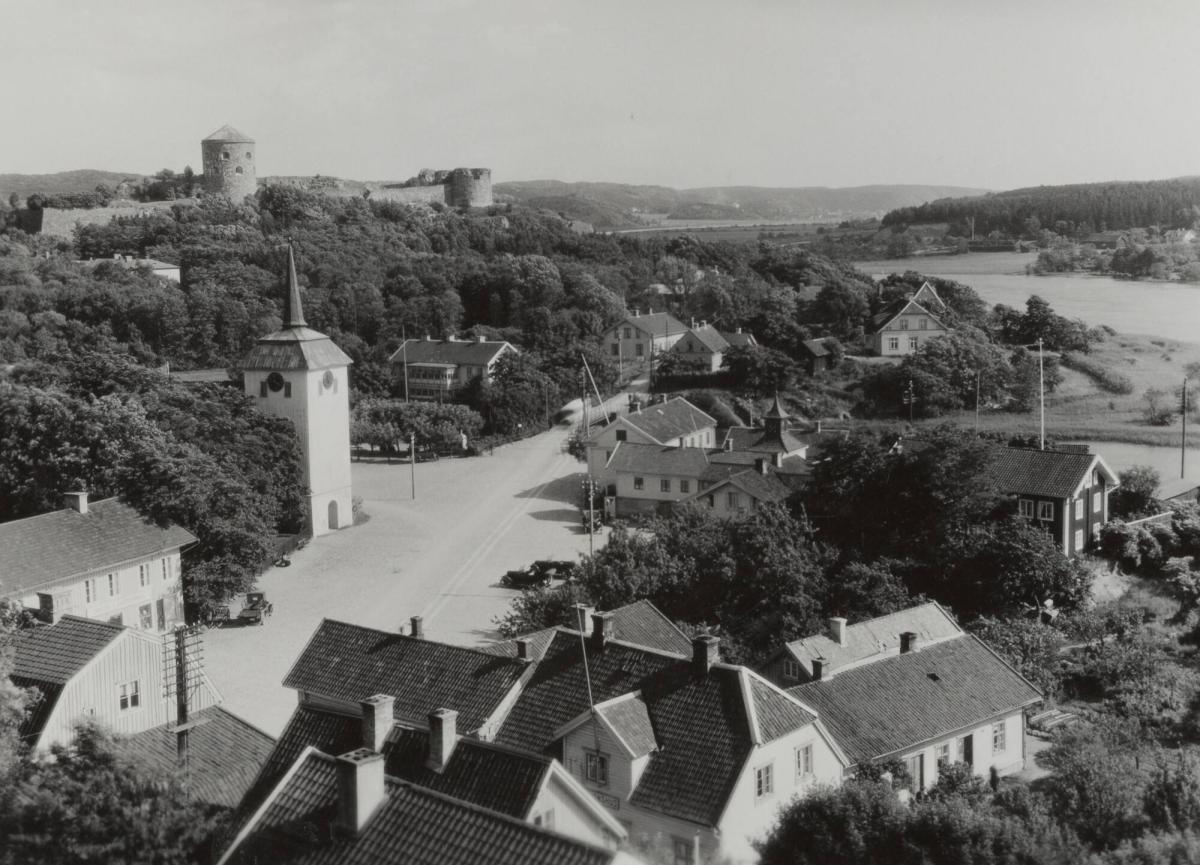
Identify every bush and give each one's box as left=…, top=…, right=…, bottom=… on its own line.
left=1101, top=521, right=1140, bottom=568
left=1061, top=351, right=1135, bottom=394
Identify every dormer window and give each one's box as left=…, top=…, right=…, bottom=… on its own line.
left=585, top=751, right=609, bottom=786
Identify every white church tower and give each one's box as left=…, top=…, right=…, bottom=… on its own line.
left=243, top=245, right=353, bottom=536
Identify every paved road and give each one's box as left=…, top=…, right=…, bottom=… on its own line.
left=203, top=421, right=602, bottom=736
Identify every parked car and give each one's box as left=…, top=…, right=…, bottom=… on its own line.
left=502, top=567, right=551, bottom=589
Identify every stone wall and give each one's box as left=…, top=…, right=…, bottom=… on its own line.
left=38, top=200, right=183, bottom=239
left=202, top=139, right=257, bottom=202
left=369, top=168, right=493, bottom=208
left=369, top=184, right=447, bottom=205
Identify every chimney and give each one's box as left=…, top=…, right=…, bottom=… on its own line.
left=900, top=632, right=919, bottom=654
left=360, top=694, right=394, bottom=753
left=516, top=638, right=531, bottom=660
left=811, top=659, right=824, bottom=680
left=410, top=616, right=424, bottom=639
left=477, top=334, right=486, bottom=343
left=572, top=603, right=595, bottom=633
left=591, top=612, right=615, bottom=649
left=723, top=437, right=733, bottom=452
left=426, top=708, right=458, bottom=773
left=773, top=452, right=783, bottom=468
left=755, top=457, right=769, bottom=475
left=816, top=419, right=822, bottom=433
left=692, top=634, right=719, bottom=677
left=63, top=491, right=88, bottom=514
left=335, top=748, right=386, bottom=836
left=736, top=326, right=742, bottom=334
left=829, top=617, right=847, bottom=647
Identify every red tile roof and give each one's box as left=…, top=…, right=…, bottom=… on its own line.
left=225, top=749, right=615, bottom=865
left=282, top=620, right=531, bottom=733
left=0, top=499, right=196, bottom=598
left=789, top=635, right=1042, bottom=766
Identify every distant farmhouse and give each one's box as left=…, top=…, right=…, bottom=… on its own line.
left=669, top=321, right=757, bottom=372
left=388, top=336, right=519, bottom=402
left=868, top=281, right=950, bottom=356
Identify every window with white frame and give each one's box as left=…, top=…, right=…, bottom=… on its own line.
left=1093, top=490, right=1102, bottom=513
left=755, top=763, right=773, bottom=798
left=672, top=837, right=694, bottom=865
left=85, top=578, right=96, bottom=604
left=1074, top=529, right=1084, bottom=550
left=661, top=478, right=671, bottom=493
left=585, top=751, right=609, bottom=786
left=118, top=680, right=140, bottom=711
left=1074, top=498, right=1084, bottom=520
left=107, top=573, right=117, bottom=596
left=782, top=659, right=801, bottom=680
left=936, top=742, right=951, bottom=768
left=139, top=564, right=149, bottom=587
left=888, top=337, right=899, bottom=351
left=796, top=743, right=813, bottom=779
left=635, top=343, right=644, bottom=358
left=1037, top=501, right=1054, bottom=521
left=680, top=480, right=690, bottom=494
left=623, top=327, right=632, bottom=339
left=1019, top=498, right=1034, bottom=518
left=992, top=721, right=1007, bottom=752
left=908, top=336, right=918, bottom=350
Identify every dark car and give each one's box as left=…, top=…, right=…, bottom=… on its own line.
left=502, top=567, right=551, bottom=589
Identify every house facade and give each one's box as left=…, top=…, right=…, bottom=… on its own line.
left=0, top=493, right=194, bottom=631
left=668, top=324, right=756, bottom=373
left=388, top=336, right=518, bottom=401
left=602, top=312, right=688, bottom=368
left=11, top=615, right=222, bottom=751
left=869, top=297, right=949, bottom=356
left=987, top=445, right=1118, bottom=555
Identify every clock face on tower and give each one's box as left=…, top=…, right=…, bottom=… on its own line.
left=267, top=372, right=285, bottom=392
left=322, top=370, right=335, bottom=389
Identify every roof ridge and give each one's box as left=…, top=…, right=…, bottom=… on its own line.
left=314, top=618, right=531, bottom=664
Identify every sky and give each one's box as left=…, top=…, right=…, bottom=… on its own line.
left=3, top=0, right=1198, bottom=191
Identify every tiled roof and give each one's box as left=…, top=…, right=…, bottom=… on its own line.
left=495, top=631, right=764, bottom=826
left=380, top=728, right=550, bottom=818
left=677, top=325, right=729, bottom=355
left=799, top=338, right=830, bottom=358
left=985, top=446, right=1115, bottom=499
left=0, top=498, right=196, bottom=598
left=482, top=627, right=560, bottom=660
left=749, top=674, right=816, bottom=743
left=605, top=442, right=711, bottom=476
left=620, top=397, right=716, bottom=444
left=603, top=599, right=692, bottom=656
left=224, top=749, right=615, bottom=865
left=721, top=330, right=757, bottom=348
left=702, top=470, right=793, bottom=505
left=112, top=707, right=276, bottom=808
left=242, top=329, right=353, bottom=371
left=12, top=615, right=124, bottom=684
left=789, top=635, right=1042, bottom=765
left=596, top=693, right=658, bottom=756
left=720, top=426, right=810, bottom=456
left=282, top=620, right=530, bottom=733
left=204, top=124, right=254, bottom=142
left=387, top=338, right=514, bottom=367
left=783, top=602, right=962, bottom=678
left=868, top=297, right=947, bottom=334
left=912, top=282, right=945, bottom=309
left=612, top=312, right=688, bottom=339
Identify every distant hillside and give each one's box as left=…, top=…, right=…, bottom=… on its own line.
left=494, top=180, right=988, bottom=228
left=882, top=176, right=1200, bottom=236
left=0, top=170, right=144, bottom=200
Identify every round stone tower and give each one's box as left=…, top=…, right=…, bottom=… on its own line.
left=447, top=168, right=493, bottom=208
left=202, top=124, right=257, bottom=202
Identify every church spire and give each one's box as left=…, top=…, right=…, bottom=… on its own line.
left=764, top=393, right=788, bottom=436
left=283, top=242, right=307, bottom=328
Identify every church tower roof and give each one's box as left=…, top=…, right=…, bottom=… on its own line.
left=283, top=243, right=308, bottom=328
left=241, top=246, right=352, bottom=372
left=764, top=393, right=789, bottom=421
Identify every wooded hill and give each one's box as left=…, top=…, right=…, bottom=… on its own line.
left=0, top=170, right=143, bottom=200
left=882, top=176, right=1200, bottom=236
left=494, top=180, right=987, bottom=228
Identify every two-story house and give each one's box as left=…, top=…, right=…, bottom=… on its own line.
left=602, top=311, right=689, bottom=369
left=868, top=294, right=950, bottom=356
left=388, top=336, right=518, bottom=401
left=0, top=492, right=195, bottom=631
left=587, top=397, right=718, bottom=480
left=668, top=323, right=757, bottom=372
left=758, top=604, right=1042, bottom=792
left=986, top=445, right=1119, bottom=555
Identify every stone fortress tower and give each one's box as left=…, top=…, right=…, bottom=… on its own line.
left=242, top=245, right=353, bottom=537
left=202, top=124, right=257, bottom=202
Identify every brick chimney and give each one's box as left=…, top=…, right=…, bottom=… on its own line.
left=63, top=491, right=88, bottom=514
left=516, top=638, right=531, bottom=660
left=829, top=617, right=847, bottom=647
left=410, top=616, right=424, bottom=639
left=591, top=612, right=615, bottom=650
left=755, top=457, right=769, bottom=475
left=773, top=452, right=784, bottom=468
left=426, top=708, right=458, bottom=773
left=692, top=634, right=719, bottom=677
left=572, top=603, right=595, bottom=633
left=900, top=631, right=919, bottom=654
left=335, top=748, right=386, bottom=836
left=361, top=694, right=394, bottom=753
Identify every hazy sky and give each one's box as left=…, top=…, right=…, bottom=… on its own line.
left=3, top=0, right=1198, bottom=191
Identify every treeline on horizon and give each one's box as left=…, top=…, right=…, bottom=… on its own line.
left=882, top=176, right=1200, bottom=237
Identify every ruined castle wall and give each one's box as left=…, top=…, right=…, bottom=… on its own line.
left=38, top=200, right=182, bottom=239
left=370, top=185, right=448, bottom=205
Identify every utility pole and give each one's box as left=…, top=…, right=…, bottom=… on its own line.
left=1183, top=376, right=1189, bottom=480
left=975, top=369, right=981, bottom=434
left=410, top=432, right=416, bottom=499
left=902, top=379, right=915, bottom=422
left=1038, top=338, right=1045, bottom=450
left=402, top=326, right=410, bottom=403
left=174, top=626, right=189, bottom=770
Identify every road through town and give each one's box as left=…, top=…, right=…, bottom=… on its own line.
left=203, top=419, right=602, bottom=736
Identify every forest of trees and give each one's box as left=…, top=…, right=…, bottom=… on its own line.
left=882, top=177, right=1200, bottom=238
